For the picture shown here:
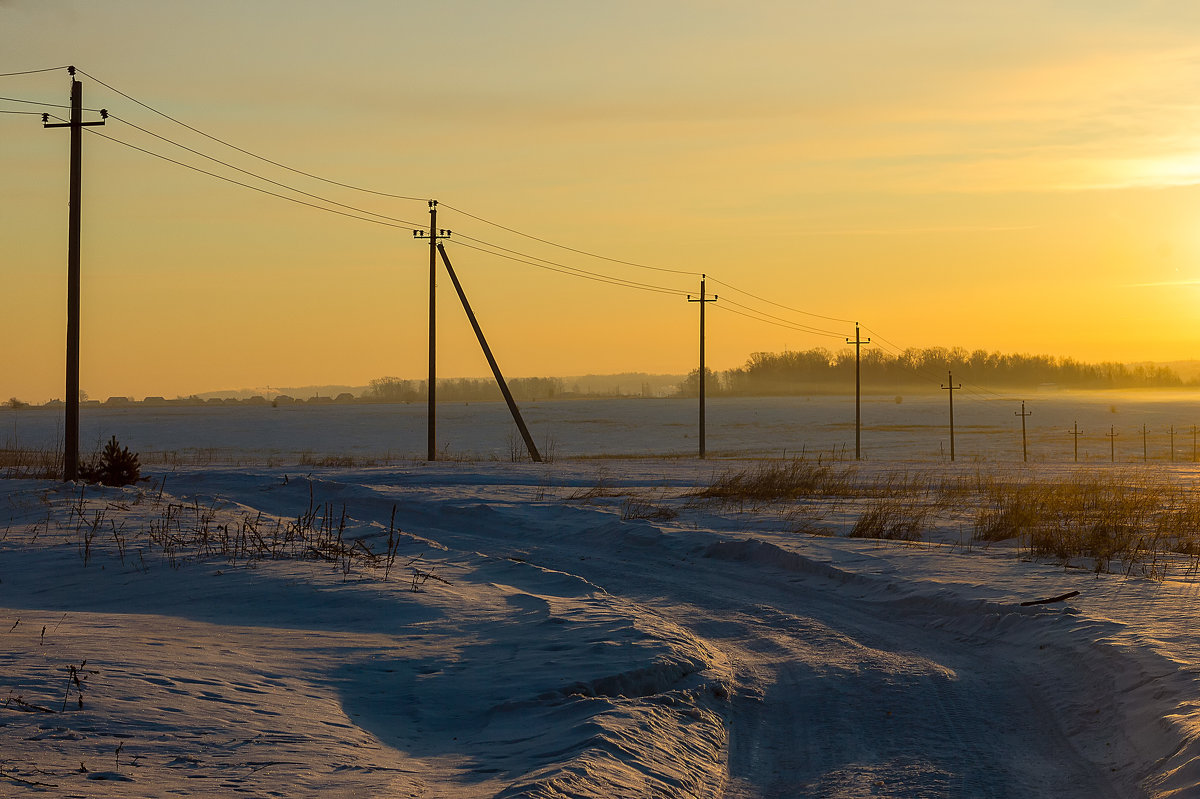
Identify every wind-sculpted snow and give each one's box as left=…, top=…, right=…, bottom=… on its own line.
left=2, top=461, right=1199, bottom=796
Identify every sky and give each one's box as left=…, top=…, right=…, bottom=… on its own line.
left=6, top=1, right=1200, bottom=402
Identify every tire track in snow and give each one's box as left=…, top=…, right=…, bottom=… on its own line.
left=403, top=498, right=1139, bottom=799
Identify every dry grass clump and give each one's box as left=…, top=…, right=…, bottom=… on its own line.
left=1, top=446, right=60, bottom=480
left=692, top=458, right=857, bottom=508
left=971, top=473, right=1185, bottom=571
left=619, top=498, right=679, bottom=522
left=1156, top=496, right=1200, bottom=555
left=47, top=481, right=447, bottom=587
left=566, top=472, right=632, bottom=502
left=849, top=499, right=930, bottom=541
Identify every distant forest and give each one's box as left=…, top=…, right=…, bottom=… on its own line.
left=675, top=347, right=1189, bottom=397
left=364, top=376, right=566, bottom=403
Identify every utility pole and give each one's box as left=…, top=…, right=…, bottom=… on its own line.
left=1068, top=421, right=1083, bottom=463
left=1193, top=424, right=1197, bottom=463
left=687, top=275, right=717, bottom=459
left=1015, top=400, right=1031, bottom=463
left=941, top=370, right=962, bottom=462
left=43, top=68, right=105, bottom=482
left=412, top=201, right=447, bottom=461
left=436, top=243, right=541, bottom=462
left=1106, top=425, right=1118, bottom=463
left=846, top=323, right=870, bottom=460
left=1170, top=425, right=1176, bottom=463
left=1142, top=424, right=1149, bottom=463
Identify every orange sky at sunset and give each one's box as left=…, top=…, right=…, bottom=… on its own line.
left=6, top=2, right=1200, bottom=401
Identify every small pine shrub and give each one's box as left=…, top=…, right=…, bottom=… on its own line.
left=80, top=436, right=142, bottom=486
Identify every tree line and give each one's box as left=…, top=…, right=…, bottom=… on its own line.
left=365, top=376, right=565, bottom=403
left=675, top=347, right=1188, bottom=397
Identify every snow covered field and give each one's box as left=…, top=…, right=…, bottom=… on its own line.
left=4, top=455, right=1200, bottom=797
left=6, top=391, right=1200, bottom=463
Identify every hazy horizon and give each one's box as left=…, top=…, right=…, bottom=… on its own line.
left=13, top=353, right=1200, bottom=406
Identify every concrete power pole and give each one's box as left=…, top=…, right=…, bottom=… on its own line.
left=412, top=201, right=446, bottom=461
left=846, top=323, right=870, bottom=460
left=941, top=370, right=962, bottom=462
left=43, top=68, right=105, bottom=481
left=1015, top=401, right=1032, bottom=463
left=687, top=276, right=717, bottom=459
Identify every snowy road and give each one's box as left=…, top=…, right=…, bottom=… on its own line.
left=2, top=461, right=1196, bottom=797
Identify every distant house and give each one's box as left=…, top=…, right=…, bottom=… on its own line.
left=244, top=396, right=268, bottom=406
left=142, top=396, right=168, bottom=406
left=104, top=396, right=133, bottom=406
left=334, top=392, right=356, bottom=403
left=273, top=395, right=296, bottom=405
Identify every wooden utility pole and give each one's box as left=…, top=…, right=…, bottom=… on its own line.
left=1170, top=425, right=1176, bottom=463
left=1142, top=424, right=1149, bottom=463
left=941, top=370, right=962, bottom=462
left=688, top=276, right=717, bottom=459
left=1069, top=421, right=1083, bottom=463
left=412, top=201, right=445, bottom=461
left=436, top=243, right=541, bottom=462
left=1106, top=425, right=1118, bottom=462
left=846, top=323, right=870, bottom=460
left=1015, top=400, right=1031, bottom=463
left=43, top=68, right=105, bottom=482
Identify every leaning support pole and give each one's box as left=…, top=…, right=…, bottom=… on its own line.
left=437, top=243, right=542, bottom=462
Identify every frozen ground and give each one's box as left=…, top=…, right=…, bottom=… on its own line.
left=3, top=459, right=1200, bottom=797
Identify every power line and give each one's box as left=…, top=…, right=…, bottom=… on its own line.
left=77, top=120, right=696, bottom=297
left=62, top=69, right=877, bottom=334
left=106, top=113, right=422, bottom=228
left=449, top=240, right=689, bottom=296
left=74, top=68, right=427, bottom=202
left=0, top=66, right=72, bottom=77
left=99, top=102, right=702, bottom=298
left=438, top=201, right=698, bottom=277
left=712, top=302, right=845, bottom=339
left=0, top=108, right=49, bottom=116
left=720, top=296, right=846, bottom=338
left=448, top=232, right=692, bottom=294
left=707, top=276, right=855, bottom=325
left=0, top=95, right=102, bottom=111
left=67, top=107, right=771, bottom=305
left=66, top=70, right=877, bottom=333
left=82, top=126, right=424, bottom=230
